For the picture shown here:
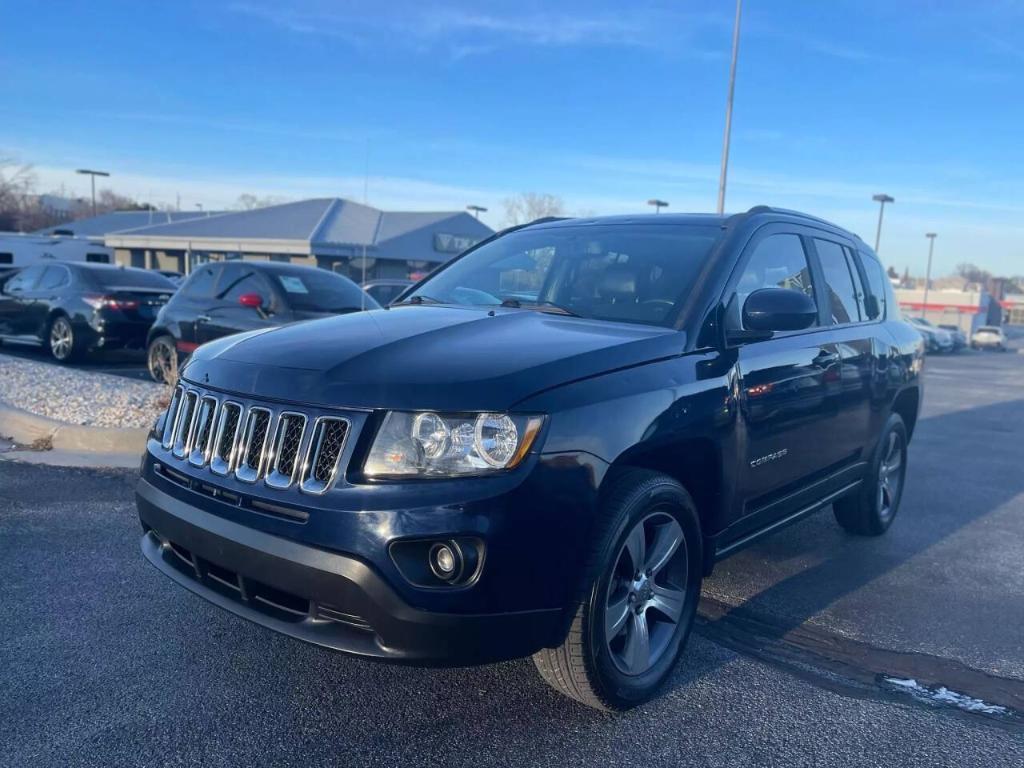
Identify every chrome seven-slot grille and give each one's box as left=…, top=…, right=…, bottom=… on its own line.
left=160, top=384, right=349, bottom=494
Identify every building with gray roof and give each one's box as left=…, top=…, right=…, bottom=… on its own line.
left=100, top=198, right=493, bottom=281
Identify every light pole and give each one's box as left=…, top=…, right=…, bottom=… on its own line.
left=716, top=0, right=743, bottom=214
left=466, top=204, right=487, bottom=219
left=872, top=193, right=894, bottom=253
left=76, top=169, right=110, bottom=216
left=647, top=199, right=669, bottom=214
left=923, top=233, right=937, bottom=317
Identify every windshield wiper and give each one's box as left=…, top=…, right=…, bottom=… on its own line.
left=394, top=294, right=444, bottom=306
left=500, top=298, right=579, bottom=317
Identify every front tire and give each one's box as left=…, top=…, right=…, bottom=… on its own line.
left=533, top=469, right=702, bottom=711
left=148, top=335, right=179, bottom=384
left=834, top=413, right=908, bottom=536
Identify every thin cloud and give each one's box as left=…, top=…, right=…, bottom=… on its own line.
left=227, top=2, right=729, bottom=58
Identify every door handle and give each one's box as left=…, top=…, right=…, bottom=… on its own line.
left=196, top=314, right=211, bottom=323
left=813, top=350, right=840, bottom=367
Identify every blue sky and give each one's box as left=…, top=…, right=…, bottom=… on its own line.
left=2, top=0, right=1022, bottom=276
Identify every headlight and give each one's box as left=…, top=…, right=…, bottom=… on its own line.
left=364, top=411, right=544, bottom=478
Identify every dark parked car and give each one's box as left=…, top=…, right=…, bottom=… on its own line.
left=146, top=261, right=379, bottom=382
left=937, top=323, right=967, bottom=350
left=0, top=262, right=176, bottom=361
left=137, top=207, right=923, bottom=710
left=361, top=278, right=413, bottom=306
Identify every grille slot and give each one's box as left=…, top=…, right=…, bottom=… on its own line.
left=161, top=386, right=184, bottom=448
left=300, top=417, right=350, bottom=494
left=171, top=390, right=199, bottom=458
left=210, top=401, right=242, bottom=476
left=235, top=407, right=272, bottom=483
left=265, top=412, right=307, bottom=489
left=188, top=396, right=218, bottom=467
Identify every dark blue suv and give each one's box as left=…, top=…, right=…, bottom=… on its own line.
left=137, top=207, right=924, bottom=710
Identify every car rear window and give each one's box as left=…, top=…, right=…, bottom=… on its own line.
left=268, top=268, right=379, bottom=312
left=86, top=268, right=176, bottom=290
left=978, top=326, right=1001, bottom=333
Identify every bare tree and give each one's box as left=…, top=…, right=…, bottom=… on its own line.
left=955, top=263, right=991, bottom=287
left=235, top=193, right=287, bottom=210
left=0, top=157, right=37, bottom=230
left=501, top=192, right=566, bottom=227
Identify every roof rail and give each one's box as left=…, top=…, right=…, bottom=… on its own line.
left=743, top=205, right=847, bottom=229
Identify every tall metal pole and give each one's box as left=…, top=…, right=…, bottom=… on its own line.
left=923, top=233, right=937, bottom=316
left=76, top=169, right=110, bottom=216
left=716, top=0, right=743, bottom=215
left=872, top=193, right=894, bottom=253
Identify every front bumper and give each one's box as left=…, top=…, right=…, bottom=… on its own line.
left=137, top=477, right=564, bottom=665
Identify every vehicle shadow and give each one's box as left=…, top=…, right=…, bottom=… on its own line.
left=680, top=395, right=1024, bottom=692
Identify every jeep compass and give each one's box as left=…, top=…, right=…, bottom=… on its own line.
left=137, top=207, right=924, bottom=710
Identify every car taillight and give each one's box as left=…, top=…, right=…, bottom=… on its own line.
left=83, top=294, right=139, bottom=310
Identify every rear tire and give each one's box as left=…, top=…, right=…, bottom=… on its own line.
left=48, top=315, right=81, bottom=363
left=834, top=414, right=907, bottom=536
left=532, top=469, right=702, bottom=711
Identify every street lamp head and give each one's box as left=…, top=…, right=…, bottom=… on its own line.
left=76, top=168, right=110, bottom=177
left=872, top=194, right=894, bottom=204
left=466, top=204, right=487, bottom=213
left=647, top=199, right=669, bottom=210
left=925, top=232, right=937, bottom=239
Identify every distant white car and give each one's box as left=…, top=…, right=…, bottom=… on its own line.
left=971, top=325, right=1008, bottom=351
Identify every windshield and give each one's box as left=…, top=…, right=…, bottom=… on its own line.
left=268, top=267, right=380, bottom=312
left=978, top=326, right=1001, bottom=333
left=405, top=223, right=722, bottom=327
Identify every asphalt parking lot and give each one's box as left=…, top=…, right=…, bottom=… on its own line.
left=2, top=350, right=1023, bottom=767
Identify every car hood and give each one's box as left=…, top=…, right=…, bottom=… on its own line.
left=182, top=305, right=684, bottom=411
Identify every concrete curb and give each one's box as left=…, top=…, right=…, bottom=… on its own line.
left=0, top=403, right=149, bottom=455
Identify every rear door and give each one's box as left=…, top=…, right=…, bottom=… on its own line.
left=726, top=226, right=843, bottom=530
left=807, top=236, right=876, bottom=463
left=197, top=264, right=281, bottom=344
left=27, top=265, right=72, bottom=337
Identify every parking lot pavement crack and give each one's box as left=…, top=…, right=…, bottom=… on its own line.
left=696, top=596, right=1024, bottom=729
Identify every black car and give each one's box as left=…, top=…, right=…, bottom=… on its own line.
left=361, top=278, right=413, bottom=306
left=137, top=207, right=923, bottom=710
left=0, top=262, right=176, bottom=361
left=146, top=261, right=379, bottom=382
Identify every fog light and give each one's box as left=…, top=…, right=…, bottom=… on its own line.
left=429, top=541, right=462, bottom=581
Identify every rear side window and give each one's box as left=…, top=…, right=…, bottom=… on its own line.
left=181, top=266, right=218, bottom=298
left=0, top=253, right=12, bottom=265
left=736, top=233, right=816, bottom=330
left=38, top=266, right=70, bottom=290
left=860, top=253, right=888, bottom=320
left=814, top=238, right=861, bottom=324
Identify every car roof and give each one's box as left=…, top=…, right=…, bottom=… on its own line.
left=519, top=206, right=859, bottom=242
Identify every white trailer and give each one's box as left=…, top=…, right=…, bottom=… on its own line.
left=0, top=233, right=113, bottom=268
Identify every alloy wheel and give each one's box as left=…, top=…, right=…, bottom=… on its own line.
left=877, top=431, right=904, bottom=522
left=50, top=318, right=73, bottom=360
left=149, top=339, right=178, bottom=384
left=604, top=512, right=688, bottom=676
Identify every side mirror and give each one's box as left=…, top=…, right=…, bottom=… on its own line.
left=741, top=288, right=817, bottom=333
left=238, top=292, right=264, bottom=309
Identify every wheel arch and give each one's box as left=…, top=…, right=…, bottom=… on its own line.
left=604, top=437, right=723, bottom=574
left=891, top=386, right=920, bottom=442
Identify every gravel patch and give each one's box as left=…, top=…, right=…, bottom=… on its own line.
left=0, top=353, right=169, bottom=428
